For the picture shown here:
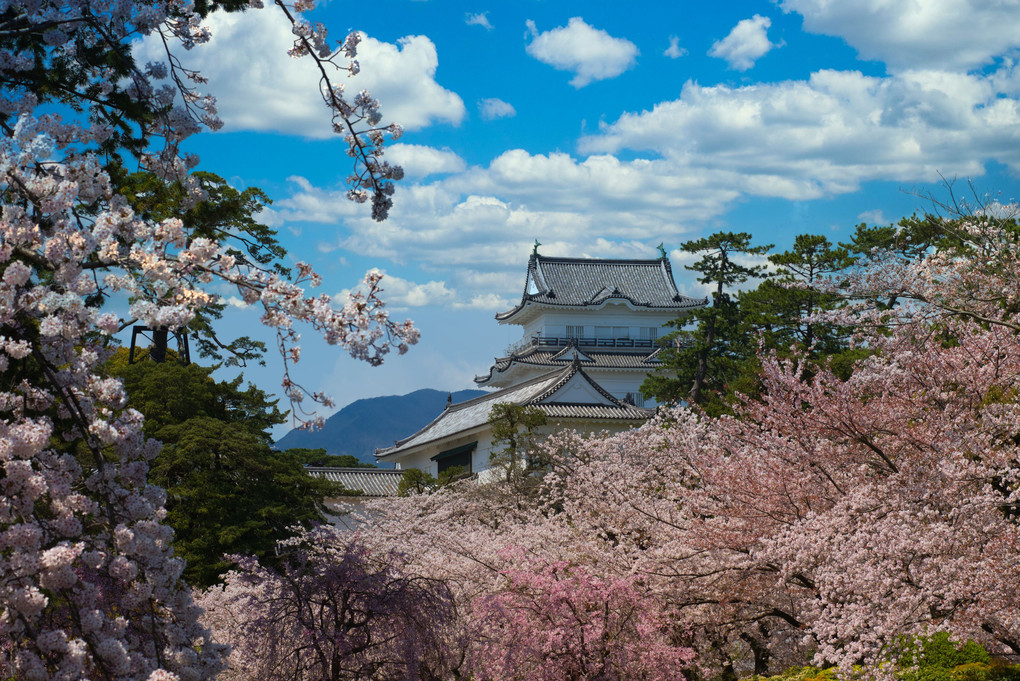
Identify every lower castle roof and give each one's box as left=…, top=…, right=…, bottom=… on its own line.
left=475, top=345, right=662, bottom=385
left=376, top=360, right=653, bottom=460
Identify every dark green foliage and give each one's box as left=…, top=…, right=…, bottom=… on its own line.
left=643, top=300, right=753, bottom=415
left=396, top=466, right=469, bottom=496
left=842, top=214, right=961, bottom=263
left=743, top=234, right=853, bottom=356
left=105, top=348, right=286, bottom=442
left=284, top=447, right=377, bottom=468
left=880, top=634, right=1020, bottom=681
left=150, top=418, right=338, bottom=586
left=752, top=666, right=837, bottom=681
left=643, top=232, right=772, bottom=414
left=398, top=469, right=436, bottom=496
left=488, top=403, right=548, bottom=480
left=892, top=633, right=991, bottom=670
left=754, top=639, right=1020, bottom=681
left=729, top=234, right=856, bottom=402
left=840, top=214, right=972, bottom=313
left=106, top=349, right=337, bottom=586
left=645, top=231, right=869, bottom=412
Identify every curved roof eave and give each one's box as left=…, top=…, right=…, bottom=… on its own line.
left=495, top=296, right=705, bottom=324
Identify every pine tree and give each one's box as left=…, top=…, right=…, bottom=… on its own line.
left=642, top=232, right=771, bottom=413
left=741, top=234, right=853, bottom=356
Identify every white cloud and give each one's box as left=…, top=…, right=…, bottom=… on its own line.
left=386, top=144, right=466, bottom=178
left=455, top=293, right=516, bottom=311
left=367, top=270, right=457, bottom=308
left=580, top=66, right=1020, bottom=198
left=263, top=151, right=741, bottom=307
left=857, top=209, right=888, bottom=225
left=479, top=98, right=517, bottom=120
left=334, top=270, right=456, bottom=309
left=265, top=56, right=1020, bottom=310
left=525, top=17, right=639, bottom=88
left=353, top=35, right=466, bottom=130
left=781, top=0, right=1020, bottom=72
left=132, top=9, right=464, bottom=138
left=261, top=52, right=1020, bottom=311
left=709, top=14, right=779, bottom=71
left=664, top=36, right=688, bottom=59
left=466, top=12, right=493, bottom=30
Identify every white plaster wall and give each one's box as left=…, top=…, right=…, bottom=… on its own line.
left=521, top=305, right=685, bottom=340
left=389, top=429, right=496, bottom=477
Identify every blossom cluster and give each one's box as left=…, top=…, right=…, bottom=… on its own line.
left=278, top=0, right=405, bottom=221
left=196, top=527, right=457, bottom=681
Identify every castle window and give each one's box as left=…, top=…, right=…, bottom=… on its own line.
left=431, top=442, right=476, bottom=475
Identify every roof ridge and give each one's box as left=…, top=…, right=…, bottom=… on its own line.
left=304, top=467, right=403, bottom=474
left=452, top=364, right=575, bottom=411
left=535, top=255, right=669, bottom=265
left=528, top=360, right=629, bottom=407
left=378, top=364, right=581, bottom=457
left=496, top=254, right=706, bottom=322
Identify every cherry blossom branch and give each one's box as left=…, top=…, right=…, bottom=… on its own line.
left=271, top=0, right=403, bottom=220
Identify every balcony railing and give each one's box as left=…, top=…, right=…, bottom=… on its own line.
left=505, top=334, right=657, bottom=356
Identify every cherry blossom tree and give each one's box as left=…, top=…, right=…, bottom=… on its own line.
left=0, top=0, right=414, bottom=678
left=469, top=550, right=695, bottom=681
left=196, top=527, right=458, bottom=681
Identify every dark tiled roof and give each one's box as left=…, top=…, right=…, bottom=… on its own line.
left=496, top=254, right=706, bottom=321
left=475, top=347, right=661, bottom=385
left=538, top=404, right=652, bottom=419
left=377, top=362, right=653, bottom=459
left=306, top=468, right=403, bottom=497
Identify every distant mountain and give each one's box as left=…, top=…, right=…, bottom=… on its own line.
left=274, top=388, right=487, bottom=466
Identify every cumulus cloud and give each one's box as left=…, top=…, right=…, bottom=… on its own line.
left=580, top=66, right=1020, bottom=198
left=265, top=52, right=1020, bottom=310
left=857, top=209, right=888, bottom=225
left=263, top=151, right=741, bottom=307
left=386, top=144, right=466, bottom=178
left=455, top=293, right=516, bottom=311
left=132, top=10, right=464, bottom=138
left=709, top=14, right=779, bottom=71
left=525, top=17, right=639, bottom=88
left=365, top=270, right=457, bottom=308
left=781, top=0, right=1020, bottom=72
left=466, top=12, right=493, bottom=30
left=664, top=36, right=688, bottom=59
left=479, top=98, right=517, bottom=120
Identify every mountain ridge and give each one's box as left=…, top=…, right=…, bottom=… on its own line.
left=274, top=388, right=487, bottom=465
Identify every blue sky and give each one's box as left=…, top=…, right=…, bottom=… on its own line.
left=134, top=0, right=1020, bottom=437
